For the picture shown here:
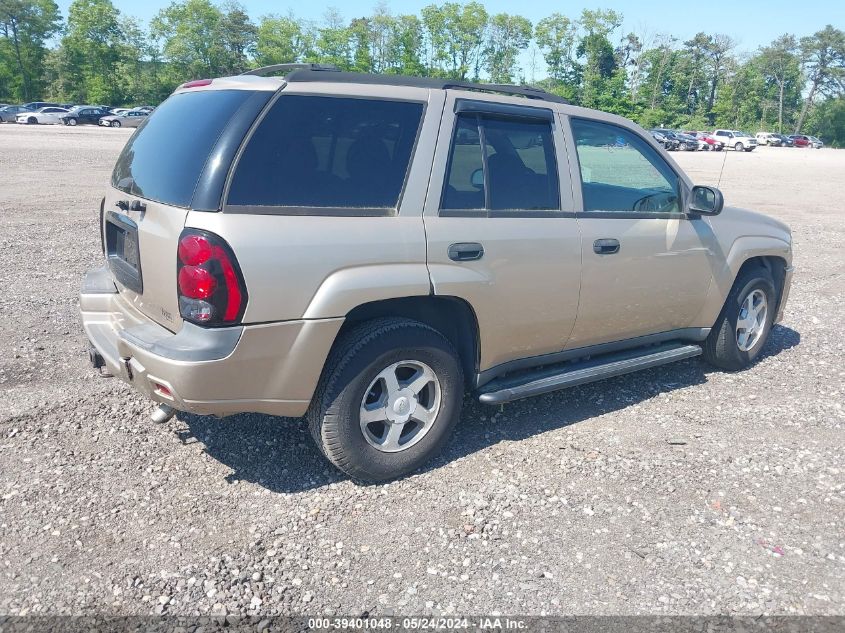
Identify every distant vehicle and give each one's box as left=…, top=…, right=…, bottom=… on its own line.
left=99, top=109, right=149, bottom=128
left=0, top=105, right=30, bottom=123
left=60, top=106, right=110, bottom=126
left=652, top=129, right=698, bottom=151
left=110, top=108, right=131, bottom=116
left=756, top=132, right=782, bottom=146
left=768, top=133, right=793, bottom=147
left=807, top=135, right=824, bottom=149
left=713, top=130, right=757, bottom=151
left=649, top=130, right=679, bottom=151
left=21, top=101, right=60, bottom=110
left=135, top=105, right=155, bottom=112
left=16, top=106, right=69, bottom=125
left=788, top=135, right=811, bottom=148
left=685, top=131, right=724, bottom=151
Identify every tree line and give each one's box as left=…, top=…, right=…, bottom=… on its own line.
left=1, top=0, right=844, bottom=144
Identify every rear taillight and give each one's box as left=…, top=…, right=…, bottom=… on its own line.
left=177, top=230, right=247, bottom=326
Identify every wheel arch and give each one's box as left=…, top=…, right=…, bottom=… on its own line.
left=339, top=296, right=480, bottom=389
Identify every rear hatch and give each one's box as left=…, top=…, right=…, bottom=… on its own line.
left=104, top=84, right=274, bottom=331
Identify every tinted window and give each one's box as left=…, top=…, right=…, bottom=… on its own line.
left=228, top=96, right=423, bottom=210
left=442, top=115, right=485, bottom=210
left=571, top=118, right=680, bottom=214
left=441, top=113, right=560, bottom=212
left=112, top=89, right=255, bottom=208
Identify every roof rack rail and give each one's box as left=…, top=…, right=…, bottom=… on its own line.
left=283, top=69, right=569, bottom=104
left=240, top=63, right=340, bottom=77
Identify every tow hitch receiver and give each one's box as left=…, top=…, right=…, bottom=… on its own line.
left=88, top=345, right=112, bottom=377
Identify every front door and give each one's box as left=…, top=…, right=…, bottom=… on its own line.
left=563, top=116, right=716, bottom=349
left=424, top=93, right=582, bottom=376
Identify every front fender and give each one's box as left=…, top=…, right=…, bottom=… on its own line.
left=692, top=234, right=791, bottom=327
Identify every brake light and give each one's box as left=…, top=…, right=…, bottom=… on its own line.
left=177, top=230, right=247, bottom=326
left=179, top=79, right=213, bottom=89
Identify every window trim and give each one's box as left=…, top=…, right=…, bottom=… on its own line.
left=438, top=111, right=563, bottom=218
left=569, top=116, right=692, bottom=218
left=221, top=92, right=427, bottom=217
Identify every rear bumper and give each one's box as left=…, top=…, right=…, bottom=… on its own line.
left=80, top=266, right=342, bottom=418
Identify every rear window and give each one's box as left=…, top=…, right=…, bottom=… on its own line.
left=112, top=89, right=256, bottom=208
left=226, top=95, right=424, bottom=211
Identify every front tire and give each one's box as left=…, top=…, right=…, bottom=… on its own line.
left=307, top=318, right=464, bottom=482
left=703, top=267, right=777, bottom=371
left=67, top=118, right=77, bottom=126
left=734, top=142, right=744, bottom=151
left=110, top=120, right=121, bottom=128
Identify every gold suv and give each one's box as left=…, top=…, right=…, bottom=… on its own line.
left=80, top=65, right=794, bottom=482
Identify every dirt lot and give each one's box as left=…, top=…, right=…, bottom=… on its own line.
left=0, top=125, right=842, bottom=617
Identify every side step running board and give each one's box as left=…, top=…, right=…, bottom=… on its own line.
left=478, top=343, right=702, bottom=405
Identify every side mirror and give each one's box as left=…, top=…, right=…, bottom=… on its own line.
left=688, top=185, right=724, bottom=215
left=470, top=168, right=484, bottom=189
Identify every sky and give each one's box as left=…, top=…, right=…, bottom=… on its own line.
left=56, top=0, right=845, bottom=75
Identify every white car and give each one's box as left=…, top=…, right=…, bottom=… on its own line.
left=713, top=129, right=757, bottom=151
left=16, top=107, right=69, bottom=125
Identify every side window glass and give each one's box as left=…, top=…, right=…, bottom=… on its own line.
left=571, top=118, right=680, bottom=214
left=442, top=115, right=485, bottom=210
left=483, top=117, right=559, bottom=210
left=227, top=95, right=424, bottom=210
left=441, top=112, right=560, bottom=213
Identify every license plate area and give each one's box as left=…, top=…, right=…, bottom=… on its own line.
left=105, top=211, right=143, bottom=294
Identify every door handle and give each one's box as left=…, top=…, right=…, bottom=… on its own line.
left=448, top=242, right=484, bottom=261
left=593, top=238, right=620, bottom=255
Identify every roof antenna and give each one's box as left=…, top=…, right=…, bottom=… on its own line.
left=716, top=145, right=729, bottom=189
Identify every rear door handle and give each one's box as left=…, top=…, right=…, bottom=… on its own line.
left=593, top=238, right=620, bottom=255
left=448, top=242, right=484, bottom=261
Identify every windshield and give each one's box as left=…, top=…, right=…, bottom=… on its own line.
left=111, top=89, right=259, bottom=208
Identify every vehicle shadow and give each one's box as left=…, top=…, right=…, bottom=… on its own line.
left=175, top=325, right=800, bottom=494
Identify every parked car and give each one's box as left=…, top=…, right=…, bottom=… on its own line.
left=135, top=105, right=156, bottom=112
left=99, top=109, right=149, bottom=128
left=80, top=67, right=793, bottom=482
left=686, top=131, right=724, bottom=151
left=756, top=132, right=782, bottom=146
left=21, top=101, right=60, bottom=110
left=652, top=129, right=698, bottom=151
left=0, top=105, right=31, bottom=123
left=713, top=129, right=757, bottom=151
left=110, top=108, right=131, bottom=116
left=16, top=106, right=69, bottom=125
left=788, top=135, right=811, bottom=148
left=807, top=135, right=824, bottom=149
left=768, top=133, right=793, bottom=147
left=649, top=130, right=679, bottom=151
left=60, top=105, right=111, bottom=126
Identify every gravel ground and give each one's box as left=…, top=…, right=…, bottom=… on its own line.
left=0, top=125, right=843, bottom=617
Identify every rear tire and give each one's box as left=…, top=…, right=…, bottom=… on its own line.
left=307, top=318, right=464, bottom=482
left=703, top=267, right=777, bottom=371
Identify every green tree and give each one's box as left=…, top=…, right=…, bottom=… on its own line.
left=577, top=9, right=622, bottom=108
left=702, top=34, right=735, bottom=122
left=534, top=13, right=578, bottom=97
left=59, top=0, right=125, bottom=103
left=0, top=0, right=61, bottom=100
left=217, top=2, right=256, bottom=74
left=151, top=0, right=228, bottom=81
left=315, top=8, right=351, bottom=70
left=795, top=25, right=845, bottom=132
left=421, top=2, right=488, bottom=80
left=758, top=35, right=801, bottom=132
left=485, top=13, right=531, bottom=84
left=255, top=14, right=311, bottom=65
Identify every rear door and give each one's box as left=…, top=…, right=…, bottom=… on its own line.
left=563, top=115, right=715, bottom=348
left=424, top=92, right=582, bottom=375
left=106, top=87, right=272, bottom=331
